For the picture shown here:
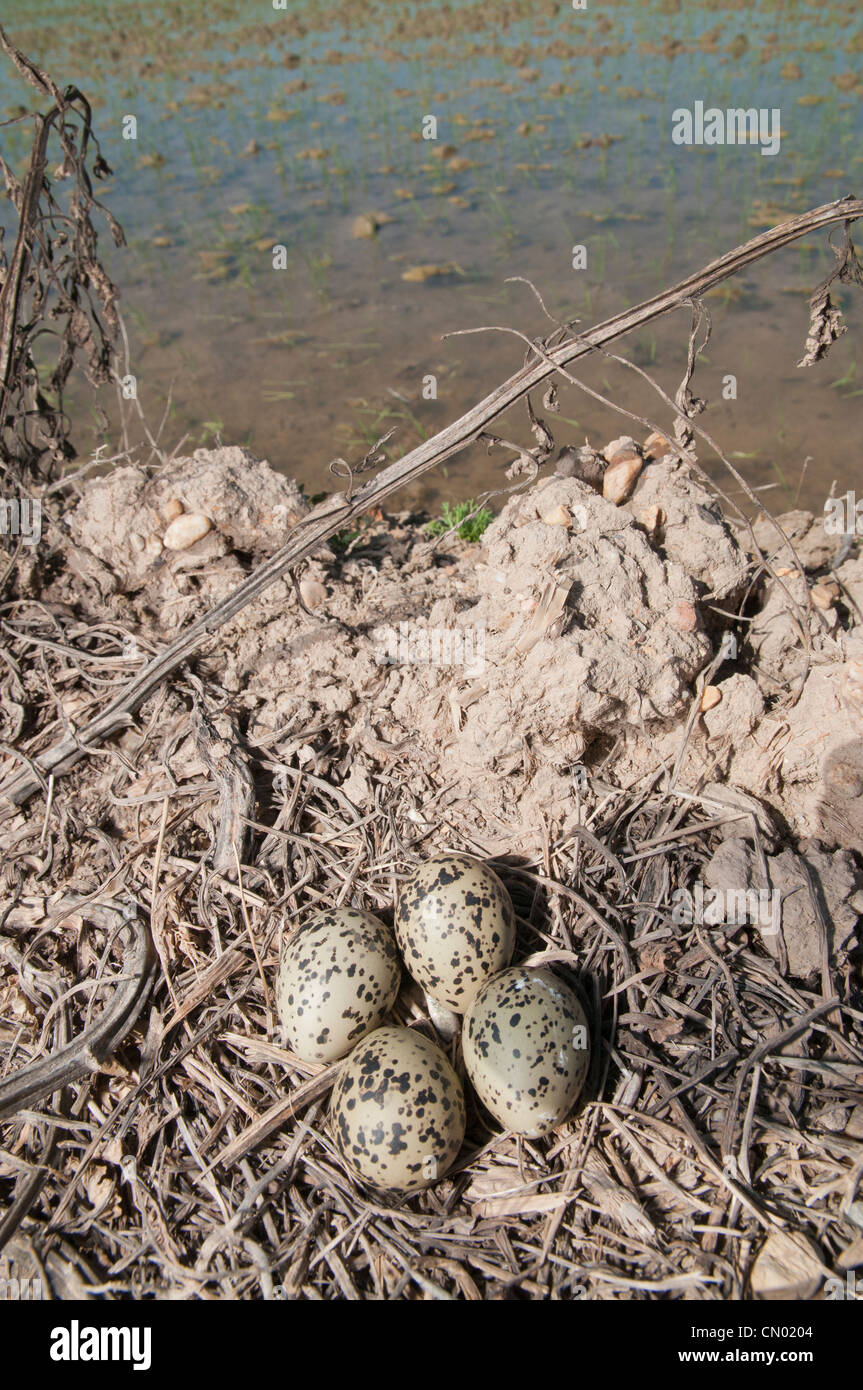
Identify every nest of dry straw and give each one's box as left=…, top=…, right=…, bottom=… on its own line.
left=1, top=700, right=860, bottom=1299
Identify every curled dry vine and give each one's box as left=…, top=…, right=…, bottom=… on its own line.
left=0, top=23, right=124, bottom=488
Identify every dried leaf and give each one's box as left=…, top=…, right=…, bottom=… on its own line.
left=797, top=286, right=847, bottom=367
left=798, top=229, right=863, bottom=367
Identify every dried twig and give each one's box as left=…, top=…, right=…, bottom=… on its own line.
left=0, top=905, right=155, bottom=1122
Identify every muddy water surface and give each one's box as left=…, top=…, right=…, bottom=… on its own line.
left=1, top=0, right=861, bottom=516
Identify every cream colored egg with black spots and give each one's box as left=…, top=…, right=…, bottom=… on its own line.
left=330, top=1026, right=466, bottom=1191
left=463, top=966, right=590, bottom=1137
left=395, top=853, right=516, bottom=1011
left=276, top=907, right=401, bottom=1064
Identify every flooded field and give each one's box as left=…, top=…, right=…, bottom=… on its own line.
left=1, top=0, right=861, bottom=513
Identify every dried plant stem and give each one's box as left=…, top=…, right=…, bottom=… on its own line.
left=0, top=908, right=155, bottom=1121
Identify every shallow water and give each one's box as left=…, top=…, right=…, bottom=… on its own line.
left=1, top=0, right=861, bottom=516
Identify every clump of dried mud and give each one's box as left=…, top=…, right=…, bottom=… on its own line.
left=60, top=439, right=863, bottom=859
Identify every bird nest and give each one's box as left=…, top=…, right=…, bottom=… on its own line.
left=1, top=515, right=860, bottom=1299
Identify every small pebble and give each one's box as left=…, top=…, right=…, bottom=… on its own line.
left=542, top=504, right=572, bottom=527
left=128, top=532, right=144, bottom=553
left=554, top=445, right=605, bottom=487
left=162, top=498, right=184, bottom=522
left=668, top=599, right=698, bottom=632
left=810, top=580, right=839, bottom=610
left=352, top=213, right=378, bottom=239
left=643, top=431, right=672, bottom=461
left=603, top=435, right=639, bottom=464
left=299, top=577, right=328, bottom=609
left=163, top=513, right=213, bottom=551
left=700, top=685, right=722, bottom=711
left=639, top=505, right=664, bottom=538
left=603, top=453, right=643, bottom=504
left=401, top=263, right=454, bottom=282
left=144, top=534, right=163, bottom=558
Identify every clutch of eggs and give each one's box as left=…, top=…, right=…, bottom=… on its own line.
left=276, top=907, right=401, bottom=1064
left=395, top=852, right=516, bottom=1011
left=463, top=966, right=590, bottom=1137
left=330, top=1026, right=466, bottom=1191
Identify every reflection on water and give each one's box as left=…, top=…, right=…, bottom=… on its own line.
left=1, top=0, right=861, bottom=513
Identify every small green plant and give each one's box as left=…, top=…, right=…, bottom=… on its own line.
left=331, top=527, right=361, bottom=552
left=426, top=499, right=494, bottom=543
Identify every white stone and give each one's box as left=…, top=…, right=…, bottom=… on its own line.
left=163, top=513, right=213, bottom=551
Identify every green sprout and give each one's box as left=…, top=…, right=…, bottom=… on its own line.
left=426, top=498, right=494, bottom=543
left=331, top=528, right=361, bottom=553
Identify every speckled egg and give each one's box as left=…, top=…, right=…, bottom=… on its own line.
left=463, top=966, right=591, bottom=1137
left=395, top=853, right=516, bottom=1011
left=330, top=1026, right=466, bottom=1191
left=276, top=908, right=401, bottom=1064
